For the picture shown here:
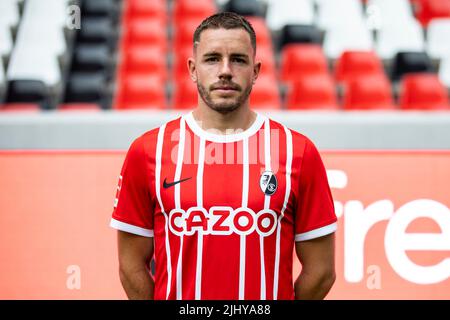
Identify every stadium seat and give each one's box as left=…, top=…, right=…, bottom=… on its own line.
left=415, top=0, right=450, bottom=26
left=124, top=0, right=167, bottom=23
left=0, top=0, right=20, bottom=30
left=342, top=75, right=395, bottom=110
left=285, top=74, right=339, bottom=110
left=334, top=51, right=385, bottom=83
left=114, top=74, right=166, bottom=110
left=122, top=18, right=168, bottom=52
left=391, top=51, right=433, bottom=81
left=120, top=45, right=167, bottom=81
left=266, top=0, right=314, bottom=32
left=173, top=0, right=217, bottom=25
left=22, top=0, right=70, bottom=30
left=173, top=46, right=193, bottom=81
left=77, top=17, right=116, bottom=47
left=438, top=55, right=450, bottom=88
left=427, top=18, right=450, bottom=60
left=244, top=16, right=273, bottom=50
left=249, top=75, right=281, bottom=109
left=317, top=0, right=365, bottom=31
left=399, top=73, right=450, bottom=109
left=5, top=80, right=50, bottom=109
left=323, top=22, right=374, bottom=59
left=173, top=17, right=205, bottom=53
left=71, top=44, right=111, bottom=73
left=64, top=72, right=108, bottom=107
left=7, top=48, right=62, bottom=89
left=0, top=26, right=13, bottom=59
left=256, top=46, right=277, bottom=78
left=172, top=79, right=198, bottom=109
left=82, top=0, right=119, bottom=20
left=367, top=0, right=415, bottom=29
left=376, top=19, right=425, bottom=60
left=278, top=24, right=322, bottom=49
left=280, top=44, right=328, bottom=83
left=224, top=0, right=266, bottom=17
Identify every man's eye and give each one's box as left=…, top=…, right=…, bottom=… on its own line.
left=233, top=58, right=246, bottom=63
left=205, top=57, right=218, bottom=62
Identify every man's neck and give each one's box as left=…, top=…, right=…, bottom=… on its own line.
left=191, top=105, right=257, bottom=135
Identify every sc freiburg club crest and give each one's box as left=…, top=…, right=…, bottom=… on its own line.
left=259, top=171, right=277, bottom=196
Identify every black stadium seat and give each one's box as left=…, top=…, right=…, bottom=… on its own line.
left=77, top=17, right=116, bottom=47
left=391, top=51, right=434, bottom=81
left=71, top=44, right=111, bottom=73
left=6, top=80, right=50, bottom=109
left=224, top=0, right=266, bottom=18
left=82, top=0, right=119, bottom=21
left=278, top=24, right=322, bottom=50
left=64, top=72, right=109, bottom=109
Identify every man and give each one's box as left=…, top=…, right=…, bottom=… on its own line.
left=110, top=12, right=337, bottom=300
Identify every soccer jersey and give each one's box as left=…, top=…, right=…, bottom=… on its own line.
left=110, top=111, right=337, bottom=300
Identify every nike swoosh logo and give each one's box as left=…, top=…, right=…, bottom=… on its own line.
left=163, top=177, right=192, bottom=189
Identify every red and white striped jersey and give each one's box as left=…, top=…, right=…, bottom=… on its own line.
left=110, top=111, right=337, bottom=300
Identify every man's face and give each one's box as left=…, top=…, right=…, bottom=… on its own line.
left=189, top=28, right=261, bottom=114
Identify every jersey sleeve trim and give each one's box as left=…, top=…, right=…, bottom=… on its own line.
left=110, top=218, right=154, bottom=237
left=295, top=222, right=337, bottom=242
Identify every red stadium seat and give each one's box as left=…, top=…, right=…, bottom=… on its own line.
left=121, top=18, right=168, bottom=51
left=399, top=73, right=450, bottom=110
left=173, top=17, right=205, bottom=53
left=286, top=74, right=338, bottom=110
left=415, top=0, right=450, bottom=26
left=0, top=103, right=40, bottom=112
left=249, top=75, right=281, bottom=109
left=173, top=47, right=193, bottom=81
left=244, top=16, right=273, bottom=50
left=114, top=74, right=166, bottom=110
left=280, top=44, right=328, bottom=83
left=123, top=0, right=167, bottom=24
left=173, top=0, right=217, bottom=25
left=120, top=45, right=167, bottom=80
left=343, top=75, right=396, bottom=110
left=256, top=46, right=277, bottom=79
left=173, top=79, right=198, bottom=109
left=334, top=50, right=385, bottom=84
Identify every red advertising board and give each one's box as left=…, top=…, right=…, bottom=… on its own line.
left=0, top=151, right=449, bottom=299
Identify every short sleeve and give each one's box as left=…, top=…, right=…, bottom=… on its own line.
left=294, top=139, right=337, bottom=242
left=110, top=136, right=154, bottom=237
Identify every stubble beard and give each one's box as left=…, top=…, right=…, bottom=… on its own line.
left=197, top=82, right=253, bottom=115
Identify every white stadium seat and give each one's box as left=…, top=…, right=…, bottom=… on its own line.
left=367, top=0, right=414, bottom=29
left=427, top=18, right=450, bottom=60
left=439, top=56, right=450, bottom=88
left=266, top=0, right=315, bottom=31
left=0, top=0, right=20, bottom=30
left=7, top=47, right=62, bottom=87
left=323, top=21, right=374, bottom=59
left=316, top=0, right=365, bottom=31
left=376, top=19, right=425, bottom=60
left=0, top=26, right=13, bottom=58
left=22, top=0, right=70, bottom=29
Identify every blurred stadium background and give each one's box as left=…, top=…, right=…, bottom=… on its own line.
left=0, top=0, right=449, bottom=299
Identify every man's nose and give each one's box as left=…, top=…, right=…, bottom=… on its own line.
left=218, top=59, right=232, bottom=79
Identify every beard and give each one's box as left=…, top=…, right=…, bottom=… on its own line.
left=197, top=81, right=253, bottom=115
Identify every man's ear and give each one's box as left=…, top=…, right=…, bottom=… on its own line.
left=188, top=57, right=197, bottom=82
left=253, top=61, right=261, bottom=84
